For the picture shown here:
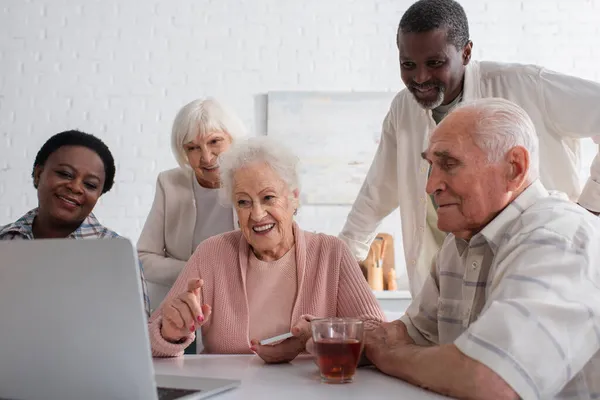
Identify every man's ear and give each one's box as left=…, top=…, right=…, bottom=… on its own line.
left=505, top=146, right=529, bottom=191
left=462, top=40, right=473, bottom=65
left=33, top=165, right=43, bottom=189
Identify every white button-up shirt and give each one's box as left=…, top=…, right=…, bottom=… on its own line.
left=400, top=180, right=600, bottom=399
left=339, top=60, right=600, bottom=296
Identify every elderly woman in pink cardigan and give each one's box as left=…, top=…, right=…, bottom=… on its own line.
left=148, top=136, right=386, bottom=363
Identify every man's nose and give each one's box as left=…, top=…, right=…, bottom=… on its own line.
left=413, top=66, right=431, bottom=85
left=425, top=165, right=443, bottom=195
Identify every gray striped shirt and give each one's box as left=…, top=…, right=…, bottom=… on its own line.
left=401, top=180, right=600, bottom=399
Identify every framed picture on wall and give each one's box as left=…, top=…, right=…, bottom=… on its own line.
left=267, top=91, right=396, bottom=205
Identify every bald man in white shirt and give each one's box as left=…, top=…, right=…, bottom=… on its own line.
left=340, top=0, right=600, bottom=296
left=363, top=98, right=600, bottom=400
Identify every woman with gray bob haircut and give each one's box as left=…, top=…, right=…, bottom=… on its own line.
left=148, top=136, right=385, bottom=362
left=138, top=97, right=247, bottom=313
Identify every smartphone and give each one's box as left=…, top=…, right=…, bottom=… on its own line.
left=259, top=332, right=294, bottom=346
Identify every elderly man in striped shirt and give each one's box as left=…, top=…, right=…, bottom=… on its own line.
left=364, top=97, right=600, bottom=400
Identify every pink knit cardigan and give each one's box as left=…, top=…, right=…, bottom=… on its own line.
left=149, top=223, right=386, bottom=357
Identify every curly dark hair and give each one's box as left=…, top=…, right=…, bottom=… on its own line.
left=398, top=0, right=470, bottom=49
left=32, top=130, right=116, bottom=194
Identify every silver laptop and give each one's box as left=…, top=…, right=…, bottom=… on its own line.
left=0, top=238, right=239, bottom=400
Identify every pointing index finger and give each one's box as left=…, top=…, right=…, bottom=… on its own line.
left=187, top=278, right=203, bottom=294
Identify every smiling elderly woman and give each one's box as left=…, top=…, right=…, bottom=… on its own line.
left=148, top=137, right=385, bottom=362
left=137, top=98, right=246, bottom=311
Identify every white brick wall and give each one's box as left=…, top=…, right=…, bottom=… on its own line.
left=1, top=0, right=599, bottom=288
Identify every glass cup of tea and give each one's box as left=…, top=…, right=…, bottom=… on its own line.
left=310, top=318, right=364, bottom=384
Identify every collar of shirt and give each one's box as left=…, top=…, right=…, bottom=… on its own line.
left=462, top=61, right=481, bottom=102
left=454, top=180, right=550, bottom=255
left=0, top=208, right=118, bottom=239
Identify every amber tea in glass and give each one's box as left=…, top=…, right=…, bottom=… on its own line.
left=311, top=318, right=364, bottom=383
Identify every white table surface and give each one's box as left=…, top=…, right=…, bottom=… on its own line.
left=153, top=355, right=451, bottom=399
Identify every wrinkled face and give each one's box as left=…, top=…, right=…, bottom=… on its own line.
left=422, top=110, right=512, bottom=237
left=184, top=132, right=232, bottom=187
left=34, top=145, right=106, bottom=229
left=233, top=162, right=298, bottom=260
left=398, top=28, right=471, bottom=109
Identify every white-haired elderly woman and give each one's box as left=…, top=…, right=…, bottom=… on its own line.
left=137, top=98, right=246, bottom=311
left=148, top=137, right=386, bottom=363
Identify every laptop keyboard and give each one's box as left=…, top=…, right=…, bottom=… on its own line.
left=157, top=387, right=202, bottom=400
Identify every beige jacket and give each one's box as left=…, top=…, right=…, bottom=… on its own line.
left=137, top=167, right=237, bottom=310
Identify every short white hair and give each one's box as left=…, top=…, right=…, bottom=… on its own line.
left=218, top=136, right=301, bottom=206
left=171, top=97, right=247, bottom=168
left=454, top=97, right=540, bottom=180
